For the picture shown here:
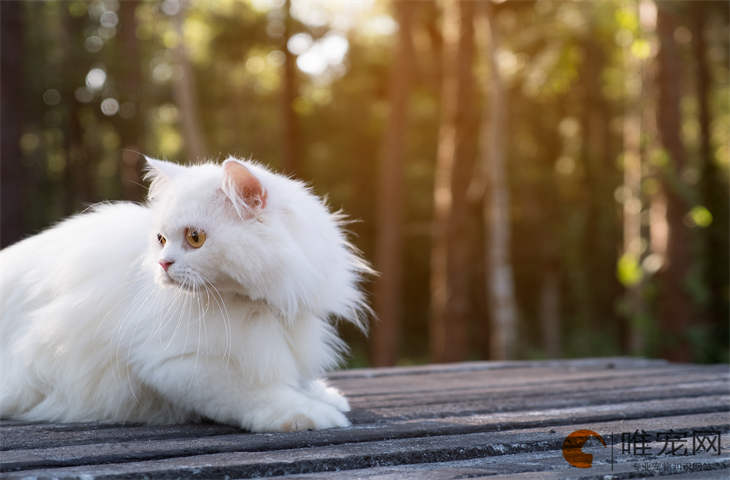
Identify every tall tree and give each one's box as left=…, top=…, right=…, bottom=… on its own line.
left=172, top=1, right=206, bottom=163
left=480, top=2, right=518, bottom=360
left=580, top=20, right=619, bottom=341
left=371, top=1, right=414, bottom=367
left=280, top=0, right=300, bottom=175
left=620, top=0, right=648, bottom=354
left=430, top=0, right=477, bottom=363
left=0, top=1, right=25, bottom=247
left=655, top=3, right=694, bottom=361
left=693, top=1, right=729, bottom=357
left=62, top=6, right=94, bottom=213
left=118, top=0, right=145, bottom=201
left=533, top=114, right=564, bottom=359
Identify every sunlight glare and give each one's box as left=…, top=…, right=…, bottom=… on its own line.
left=291, top=0, right=374, bottom=30
left=320, top=33, right=348, bottom=63
left=296, top=32, right=349, bottom=77
left=363, top=15, right=397, bottom=36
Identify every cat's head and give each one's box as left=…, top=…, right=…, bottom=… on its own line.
left=144, top=156, right=370, bottom=325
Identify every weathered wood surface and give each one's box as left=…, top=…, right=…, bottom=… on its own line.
left=1, top=357, right=728, bottom=479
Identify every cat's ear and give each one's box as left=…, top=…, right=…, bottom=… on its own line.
left=144, top=156, right=185, bottom=200
left=221, top=158, right=267, bottom=218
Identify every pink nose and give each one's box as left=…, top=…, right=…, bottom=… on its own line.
left=159, top=260, right=174, bottom=272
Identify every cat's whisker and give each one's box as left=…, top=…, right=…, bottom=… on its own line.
left=193, top=280, right=204, bottom=381
left=189, top=278, right=205, bottom=393
left=201, top=281, right=225, bottom=364
left=163, top=278, right=189, bottom=353
left=114, top=273, right=157, bottom=403
left=161, top=274, right=196, bottom=352
left=201, top=276, right=233, bottom=366
left=199, top=281, right=215, bottom=362
left=124, top=279, right=161, bottom=403
left=197, top=281, right=212, bottom=372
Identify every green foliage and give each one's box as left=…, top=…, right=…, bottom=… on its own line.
left=5, top=0, right=728, bottom=365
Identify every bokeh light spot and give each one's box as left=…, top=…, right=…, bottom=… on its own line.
left=100, top=98, right=120, bottom=116
left=85, top=68, right=107, bottom=90
left=100, top=11, right=118, bottom=28
left=42, top=89, right=61, bottom=106
left=688, top=206, right=713, bottom=228
left=288, top=32, right=313, bottom=55
left=85, top=35, right=104, bottom=53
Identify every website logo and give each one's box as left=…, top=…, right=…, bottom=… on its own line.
left=562, top=429, right=607, bottom=468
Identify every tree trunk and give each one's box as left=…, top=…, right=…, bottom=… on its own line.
left=534, top=116, right=563, bottom=359
left=693, top=6, right=711, bottom=177
left=694, top=2, right=728, bottom=343
left=0, top=1, right=25, bottom=247
left=280, top=0, right=300, bottom=175
left=173, top=2, right=206, bottom=163
left=621, top=0, right=645, bottom=353
left=430, top=0, right=477, bottom=363
left=118, top=0, right=145, bottom=201
left=539, top=269, right=561, bottom=358
left=371, top=1, right=414, bottom=367
left=655, top=3, right=694, bottom=361
left=62, top=8, right=93, bottom=213
left=580, top=31, right=619, bottom=340
left=480, top=3, right=518, bottom=360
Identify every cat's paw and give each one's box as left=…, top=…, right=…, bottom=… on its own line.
left=307, top=379, right=351, bottom=413
left=279, top=400, right=350, bottom=432
left=250, top=396, right=350, bottom=432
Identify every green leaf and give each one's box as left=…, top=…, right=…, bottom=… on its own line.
left=617, top=254, right=643, bottom=287
left=688, top=206, right=713, bottom=228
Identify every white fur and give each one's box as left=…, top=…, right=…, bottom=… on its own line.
left=0, top=157, right=370, bottom=431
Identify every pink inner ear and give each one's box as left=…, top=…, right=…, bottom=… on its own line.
left=223, top=161, right=266, bottom=208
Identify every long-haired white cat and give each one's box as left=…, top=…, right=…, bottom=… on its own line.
left=0, top=157, right=370, bottom=432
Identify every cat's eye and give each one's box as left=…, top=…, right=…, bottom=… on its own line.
left=157, top=233, right=166, bottom=246
left=185, top=228, right=206, bottom=248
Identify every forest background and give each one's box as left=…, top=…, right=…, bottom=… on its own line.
left=1, top=0, right=728, bottom=366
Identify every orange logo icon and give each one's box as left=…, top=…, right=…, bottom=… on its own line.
left=562, top=429, right=607, bottom=468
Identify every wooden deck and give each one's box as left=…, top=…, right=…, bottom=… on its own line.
left=1, top=358, right=728, bottom=479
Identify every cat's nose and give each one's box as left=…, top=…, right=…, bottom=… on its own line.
left=159, top=260, right=174, bottom=272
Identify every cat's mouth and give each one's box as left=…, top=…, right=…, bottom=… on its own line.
left=159, top=271, right=197, bottom=293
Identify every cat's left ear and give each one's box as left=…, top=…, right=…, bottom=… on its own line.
left=144, top=156, right=186, bottom=200
left=221, top=158, right=267, bottom=218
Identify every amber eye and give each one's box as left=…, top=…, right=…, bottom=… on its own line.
left=157, top=233, right=166, bottom=246
left=185, top=228, right=206, bottom=248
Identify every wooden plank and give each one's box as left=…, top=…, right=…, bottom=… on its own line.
left=3, top=401, right=729, bottom=471
left=347, top=373, right=726, bottom=410
left=334, top=367, right=728, bottom=406
left=336, top=365, right=727, bottom=399
left=327, top=357, right=670, bottom=380
left=0, top=366, right=716, bottom=449
left=0, top=423, right=238, bottom=451
left=357, top=386, right=729, bottom=423
left=3, top=368, right=721, bottom=450
left=1, top=378, right=725, bottom=452
left=6, top=412, right=729, bottom=479
left=332, top=363, right=684, bottom=394
left=269, top=455, right=730, bottom=480
left=1, top=359, right=727, bottom=479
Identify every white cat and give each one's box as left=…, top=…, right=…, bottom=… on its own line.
left=0, top=157, right=370, bottom=432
